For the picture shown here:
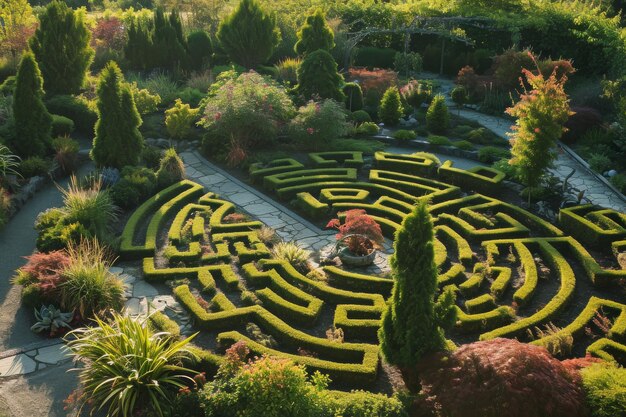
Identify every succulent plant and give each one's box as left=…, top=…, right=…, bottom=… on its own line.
left=31, top=305, right=73, bottom=334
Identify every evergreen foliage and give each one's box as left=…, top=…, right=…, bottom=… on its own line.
left=378, top=86, right=403, bottom=126
left=426, top=94, right=450, bottom=134
left=217, top=0, right=280, bottom=69
left=152, top=8, right=187, bottom=71
left=124, top=19, right=153, bottom=70
left=294, top=8, right=335, bottom=57
left=378, top=201, right=456, bottom=391
left=343, top=82, right=363, bottom=112
left=29, top=0, right=94, bottom=95
left=296, top=49, right=345, bottom=102
left=187, top=30, right=212, bottom=71
left=91, top=62, right=143, bottom=169
left=507, top=64, right=571, bottom=190
left=156, top=148, right=185, bottom=188
left=10, top=52, right=52, bottom=158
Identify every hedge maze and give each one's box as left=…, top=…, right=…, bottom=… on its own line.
left=120, top=151, right=626, bottom=387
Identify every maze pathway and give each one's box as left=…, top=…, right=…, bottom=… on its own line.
left=119, top=151, right=626, bottom=388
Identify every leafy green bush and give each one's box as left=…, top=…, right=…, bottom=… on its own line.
left=157, top=148, right=186, bottom=188
left=65, top=312, right=196, bottom=417
left=19, top=156, right=51, bottom=178
left=588, top=153, right=613, bottom=173
left=200, top=71, right=295, bottom=150
left=426, top=94, right=450, bottom=134
left=187, top=30, right=212, bottom=71
left=110, top=166, right=158, bottom=209
left=350, top=110, right=371, bottom=124
left=59, top=239, right=123, bottom=318
left=478, top=146, right=511, bottom=163
left=141, top=146, right=163, bottom=169
left=35, top=208, right=92, bottom=253
left=355, top=122, right=380, bottom=136
left=394, top=52, right=423, bottom=76
left=466, top=127, right=500, bottom=145
left=178, top=87, right=205, bottom=107
left=393, top=130, right=417, bottom=141
left=331, top=390, right=407, bottom=417
left=580, top=363, right=626, bottom=417
left=129, top=83, right=161, bottom=115
left=165, top=99, right=200, bottom=140
left=451, top=85, right=469, bottom=108
left=289, top=99, right=350, bottom=149
left=427, top=135, right=452, bottom=146
left=378, top=86, right=403, bottom=126
left=51, top=115, right=75, bottom=137
left=294, top=8, right=335, bottom=56
left=610, top=173, right=626, bottom=194
left=45, top=95, right=97, bottom=134
left=452, top=140, right=474, bottom=150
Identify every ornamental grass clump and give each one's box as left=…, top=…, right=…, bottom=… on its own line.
left=65, top=312, right=197, bottom=417
left=272, top=241, right=311, bottom=272
left=58, top=239, right=123, bottom=318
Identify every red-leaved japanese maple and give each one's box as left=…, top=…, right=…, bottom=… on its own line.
left=326, top=209, right=384, bottom=256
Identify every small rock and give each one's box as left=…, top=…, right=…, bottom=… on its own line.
left=608, top=170, right=618, bottom=177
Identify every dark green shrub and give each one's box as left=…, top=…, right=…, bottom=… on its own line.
left=588, top=153, right=613, bottom=173
left=343, top=82, right=364, bottom=112
left=355, top=47, right=396, bottom=69
left=426, top=135, right=452, bottom=146
left=141, top=146, right=162, bottom=169
left=466, top=127, right=498, bottom=145
left=45, top=95, right=97, bottom=134
left=10, top=52, right=52, bottom=158
left=452, top=140, right=474, bottom=150
left=394, top=52, right=423, bottom=76
left=91, top=62, right=144, bottom=169
left=610, top=173, right=626, bottom=194
left=21, top=284, right=45, bottom=308
left=294, top=8, right=334, bottom=56
left=51, top=115, right=75, bottom=137
left=19, top=156, right=51, bottom=178
left=356, top=122, right=380, bottom=136
left=0, top=76, right=16, bottom=95
left=426, top=94, right=450, bottom=134
left=187, top=30, right=212, bottom=71
left=177, top=87, right=205, bottom=108
left=350, top=110, right=371, bottom=124
left=29, top=0, right=94, bottom=95
left=378, top=86, right=403, bottom=126
left=218, top=0, right=280, bottom=68
left=452, top=124, right=474, bottom=138
left=36, top=221, right=92, bottom=253
left=451, top=85, right=469, bottom=108
left=110, top=166, right=158, bottom=209
left=393, top=130, right=417, bottom=141
left=157, top=148, right=185, bottom=188
left=296, top=49, right=345, bottom=101
left=478, top=146, right=510, bottom=163
left=331, top=391, right=407, bottom=417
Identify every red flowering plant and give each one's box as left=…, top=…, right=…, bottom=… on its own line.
left=326, top=209, right=384, bottom=256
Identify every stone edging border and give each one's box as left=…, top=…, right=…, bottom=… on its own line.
left=559, top=142, right=626, bottom=205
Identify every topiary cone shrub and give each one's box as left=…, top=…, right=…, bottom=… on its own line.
left=378, top=86, right=403, bottom=126
left=426, top=94, right=449, bottom=134
left=414, top=338, right=589, bottom=417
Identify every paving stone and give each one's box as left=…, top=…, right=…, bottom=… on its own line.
left=34, top=344, right=68, bottom=365
left=0, top=354, right=37, bottom=377
left=230, top=192, right=261, bottom=206
left=133, top=280, right=159, bottom=297
left=109, top=266, right=124, bottom=275
left=245, top=203, right=279, bottom=216
left=124, top=297, right=148, bottom=316
left=151, top=295, right=181, bottom=313
left=199, top=173, right=227, bottom=185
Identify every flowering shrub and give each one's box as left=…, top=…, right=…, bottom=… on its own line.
left=416, top=338, right=588, bottom=417
left=289, top=99, right=349, bottom=149
left=326, top=209, right=384, bottom=255
left=200, top=71, right=295, bottom=149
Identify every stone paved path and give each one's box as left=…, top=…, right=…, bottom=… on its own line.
left=427, top=74, right=626, bottom=212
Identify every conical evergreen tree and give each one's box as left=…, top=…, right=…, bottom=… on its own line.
left=296, top=49, right=345, bottom=101
left=426, top=94, right=450, bottom=134
left=10, top=52, right=52, bottom=158
left=378, top=201, right=456, bottom=391
left=378, top=86, right=403, bottom=125
left=91, top=62, right=143, bottom=169
left=29, top=0, right=94, bottom=95
left=152, top=8, right=187, bottom=70
left=294, top=8, right=335, bottom=57
left=217, top=0, right=280, bottom=69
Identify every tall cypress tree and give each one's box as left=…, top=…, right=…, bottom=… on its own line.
left=217, top=0, right=280, bottom=69
left=296, top=49, right=345, bottom=101
left=294, top=8, right=335, bottom=57
left=91, top=62, right=143, bottom=169
left=10, top=52, right=52, bottom=158
left=378, top=201, right=456, bottom=391
left=29, top=1, right=94, bottom=95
